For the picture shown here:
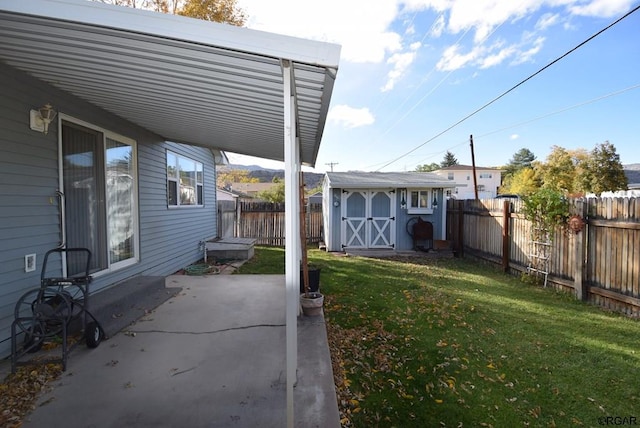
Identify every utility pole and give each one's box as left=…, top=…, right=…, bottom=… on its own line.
left=325, top=162, right=338, bottom=172
left=470, top=134, right=479, bottom=200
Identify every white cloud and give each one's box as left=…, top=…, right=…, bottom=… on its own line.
left=237, top=0, right=402, bottom=63
left=327, top=105, right=375, bottom=128
left=512, top=36, right=545, bottom=65
left=535, top=12, right=559, bottom=31
left=479, top=43, right=515, bottom=69
left=436, top=44, right=481, bottom=71
left=381, top=43, right=421, bottom=92
left=569, top=0, right=635, bottom=17
left=235, top=0, right=635, bottom=84
left=510, top=134, right=519, bottom=140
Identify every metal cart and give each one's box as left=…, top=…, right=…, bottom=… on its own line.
left=11, top=248, right=104, bottom=372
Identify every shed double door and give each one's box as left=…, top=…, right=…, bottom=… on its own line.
left=341, top=189, right=396, bottom=249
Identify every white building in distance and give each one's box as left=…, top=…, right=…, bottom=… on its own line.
left=433, top=165, right=503, bottom=199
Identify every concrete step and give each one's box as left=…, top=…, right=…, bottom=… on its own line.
left=88, top=276, right=181, bottom=339
left=206, top=237, right=255, bottom=261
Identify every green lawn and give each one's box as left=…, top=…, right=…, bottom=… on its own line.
left=238, top=247, right=640, bottom=427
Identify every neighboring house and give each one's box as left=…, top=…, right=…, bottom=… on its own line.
left=322, top=172, right=456, bottom=252
left=216, top=187, right=240, bottom=202
left=230, top=182, right=279, bottom=199
left=0, top=0, right=340, bottom=362
left=433, top=165, right=503, bottom=199
left=307, top=192, right=323, bottom=205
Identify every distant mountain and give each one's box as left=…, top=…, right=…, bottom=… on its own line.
left=220, top=164, right=325, bottom=189
left=224, top=163, right=280, bottom=172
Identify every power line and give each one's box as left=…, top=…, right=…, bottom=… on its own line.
left=325, top=162, right=339, bottom=172
left=411, top=82, right=640, bottom=167
left=376, top=18, right=507, bottom=142
left=376, top=4, right=640, bottom=171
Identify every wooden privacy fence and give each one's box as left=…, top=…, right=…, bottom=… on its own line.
left=221, top=201, right=323, bottom=246
left=447, top=197, right=640, bottom=317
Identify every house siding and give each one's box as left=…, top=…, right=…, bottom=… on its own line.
left=0, top=62, right=217, bottom=357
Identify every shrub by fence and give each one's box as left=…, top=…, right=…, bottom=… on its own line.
left=447, top=197, right=640, bottom=317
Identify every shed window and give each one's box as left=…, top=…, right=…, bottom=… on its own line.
left=408, top=189, right=434, bottom=214
left=167, top=151, right=203, bottom=207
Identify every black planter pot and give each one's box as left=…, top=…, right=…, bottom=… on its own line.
left=300, top=267, right=321, bottom=294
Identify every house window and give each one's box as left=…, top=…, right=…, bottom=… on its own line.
left=477, top=185, right=486, bottom=192
left=408, top=189, right=434, bottom=214
left=447, top=172, right=454, bottom=180
left=479, top=173, right=492, bottom=179
left=167, top=151, right=203, bottom=207
left=466, top=175, right=470, bottom=180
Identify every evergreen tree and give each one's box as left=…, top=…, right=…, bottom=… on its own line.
left=441, top=151, right=458, bottom=168
left=504, top=148, right=536, bottom=177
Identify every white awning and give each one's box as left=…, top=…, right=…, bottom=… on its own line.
left=0, top=0, right=341, bottom=167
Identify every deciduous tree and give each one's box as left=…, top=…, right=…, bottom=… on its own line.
left=580, top=141, right=628, bottom=194
left=94, top=0, right=246, bottom=25
left=179, top=0, right=246, bottom=25
left=537, top=146, right=576, bottom=194
left=500, top=167, right=539, bottom=196
left=216, top=169, right=258, bottom=189
left=256, top=181, right=285, bottom=203
left=414, top=162, right=440, bottom=172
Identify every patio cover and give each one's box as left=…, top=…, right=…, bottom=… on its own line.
left=0, top=0, right=340, bottom=166
left=0, top=2, right=341, bottom=426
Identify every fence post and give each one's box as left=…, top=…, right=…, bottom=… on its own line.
left=457, top=200, right=464, bottom=257
left=502, top=200, right=510, bottom=272
left=235, top=200, right=242, bottom=238
left=574, top=200, right=587, bottom=300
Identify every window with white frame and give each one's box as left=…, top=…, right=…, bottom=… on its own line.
left=447, top=172, right=454, bottom=180
left=408, top=189, right=434, bottom=214
left=479, top=173, right=492, bottom=179
left=167, top=151, right=203, bottom=207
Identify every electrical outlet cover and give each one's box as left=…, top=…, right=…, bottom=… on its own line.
left=25, top=254, right=36, bottom=273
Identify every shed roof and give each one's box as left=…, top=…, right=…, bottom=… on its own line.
left=0, top=0, right=340, bottom=167
left=325, top=172, right=457, bottom=189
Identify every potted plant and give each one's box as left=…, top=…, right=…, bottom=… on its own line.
left=299, top=271, right=324, bottom=317
left=298, top=173, right=324, bottom=316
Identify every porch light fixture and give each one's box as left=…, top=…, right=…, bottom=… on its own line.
left=400, top=188, right=407, bottom=209
left=432, top=193, right=438, bottom=210
left=30, top=103, right=57, bottom=134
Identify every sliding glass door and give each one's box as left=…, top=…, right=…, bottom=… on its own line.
left=61, top=119, right=138, bottom=276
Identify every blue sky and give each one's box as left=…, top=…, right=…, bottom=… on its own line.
left=232, top=0, right=640, bottom=172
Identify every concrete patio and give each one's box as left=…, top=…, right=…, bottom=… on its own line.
left=15, top=274, right=339, bottom=428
